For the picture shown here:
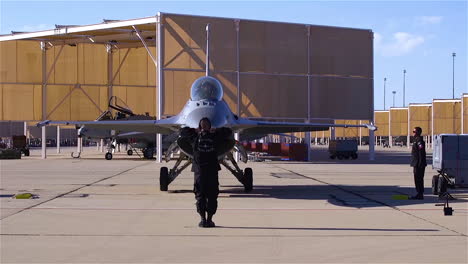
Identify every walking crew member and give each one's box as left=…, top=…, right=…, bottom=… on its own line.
left=410, top=127, right=427, bottom=200
left=180, top=117, right=232, bottom=227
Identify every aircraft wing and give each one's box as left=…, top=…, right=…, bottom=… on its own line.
left=37, top=117, right=181, bottom=135
left=233, top=118, right=377, bottom=136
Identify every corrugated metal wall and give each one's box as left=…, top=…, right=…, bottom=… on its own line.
left=408, top=105, right=431, bottom=136
left=161, top=14, right=374, bottom=120
left=432, top=101, right=461, bottom=134
left=390, top=108, right=408, bottom=137
left=0, top=40, right=157, bottom=121
left=463, top=96, right=467, bottom=134
left=374, top=111, right=389, bottom=137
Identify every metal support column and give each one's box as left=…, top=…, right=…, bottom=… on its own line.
left=407, top=107, right=411, bottom=148
left=76, top=137, right=82, bottom=154
left=41, top=41, right=48, bottom=159
left=41, top=126, right=46, bottom=159
left=331, top=127, right=336, bottom=140
left=156, top=14, right=163, bottom=163
left=100, top=139, right=104, bottom=152
left=235, top=20, right=240, bottom=117
left=56, top=126, right=61, bottom=153
left=431, top=101, right=434, bottom=149
left=234, top=20, right=241, bottom=163
left=369, top=122, right=375, bottom=161
left=389, top=110, right=393, bottom=147
left=306, top=26, right=312, bottom=161
left=462, top=95, right=465, bottom=134
left=106, top=44, right=114, bottom=110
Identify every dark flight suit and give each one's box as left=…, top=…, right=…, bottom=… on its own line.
left=180, top=127, right=232, bottom=217
left=410, top=136, right=427, bottom=198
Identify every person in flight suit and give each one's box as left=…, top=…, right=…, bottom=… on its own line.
left=180, top=117, right=232, bottom=227
left=410, top=127, right=427, bottom=200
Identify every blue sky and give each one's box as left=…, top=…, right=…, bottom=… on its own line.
left=1, top=0, right=466, bottom=110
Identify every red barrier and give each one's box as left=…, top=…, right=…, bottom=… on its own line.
left=262, top=143, right=281, bottom=156
left=242, top=142, right=251, bottom=151
left=280, top=143, right=308, bottom=161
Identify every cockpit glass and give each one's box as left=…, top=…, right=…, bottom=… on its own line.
left=190, top=76, right=223, bottom=101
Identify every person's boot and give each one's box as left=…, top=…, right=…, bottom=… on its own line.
left=198, top=212, right=207, bottom=227
left=206, top=213, right=215, bottom=228
left=409, top=194, right=424, bottom=200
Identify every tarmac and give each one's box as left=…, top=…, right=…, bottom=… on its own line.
left=1, top=146, right=467, bottom=263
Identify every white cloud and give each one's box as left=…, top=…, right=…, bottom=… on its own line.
left=415, top=16, right=443, bottom=25
left=374, top=32, right=425, bottom=57
left=18, top=24, right=54, bottom=32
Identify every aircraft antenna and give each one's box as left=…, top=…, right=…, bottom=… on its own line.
left=206, top=23, right=210, bottom=76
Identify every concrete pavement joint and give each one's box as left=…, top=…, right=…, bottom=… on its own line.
left=0, top=161, right=153, bottom=221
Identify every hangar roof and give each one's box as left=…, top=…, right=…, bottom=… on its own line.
left=0, top=16, right=157, bottom=48
left=0, top=12, right=372, bottom=49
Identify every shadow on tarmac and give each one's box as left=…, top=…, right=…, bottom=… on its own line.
left=219, top=184, right=468, bottom=209
left=273, top=148, right=433, bottom=165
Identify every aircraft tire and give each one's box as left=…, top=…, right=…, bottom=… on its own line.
left=243, top=168, right=253, bottom=192
left=160, top=167, right=169, bottom=191
left=330, top=155, right=336, bottom=159
left=432, top=175, right=439, bottom=195
left=127, top=149, right=133, bottom=156
left=105, top=152, right=113, bottom=160
left=337, top=154, right=344, bottom=160
left=351, top=153, right=358, bottom=159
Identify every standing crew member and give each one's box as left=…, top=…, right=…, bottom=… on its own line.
left=180, top=117, right=232, bottom=227
left=410, top=127, right=427, bottom=200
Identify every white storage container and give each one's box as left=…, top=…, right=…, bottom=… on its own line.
left=432, top=134, right=468, bottom=187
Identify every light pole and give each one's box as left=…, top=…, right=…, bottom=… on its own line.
left=452, top=52, right=456, bottom=99
left=403, top=69, right=406, bottom=106
left=392, top=91, right=396, bottom=107
left=384, top=77, right=387, bottom=110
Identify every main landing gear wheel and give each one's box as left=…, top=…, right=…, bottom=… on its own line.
left=160, top=167, right=169, bottom=191
left=243, top=168, right=253, bottom=192
left=127, top=149, right=133, bottom=156
left=105, top=152, right=113, bottom=160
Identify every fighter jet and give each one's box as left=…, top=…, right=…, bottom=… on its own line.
left=38, top=24, right=376, bottom=192
left=77, top=96, right=169, bottom=160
